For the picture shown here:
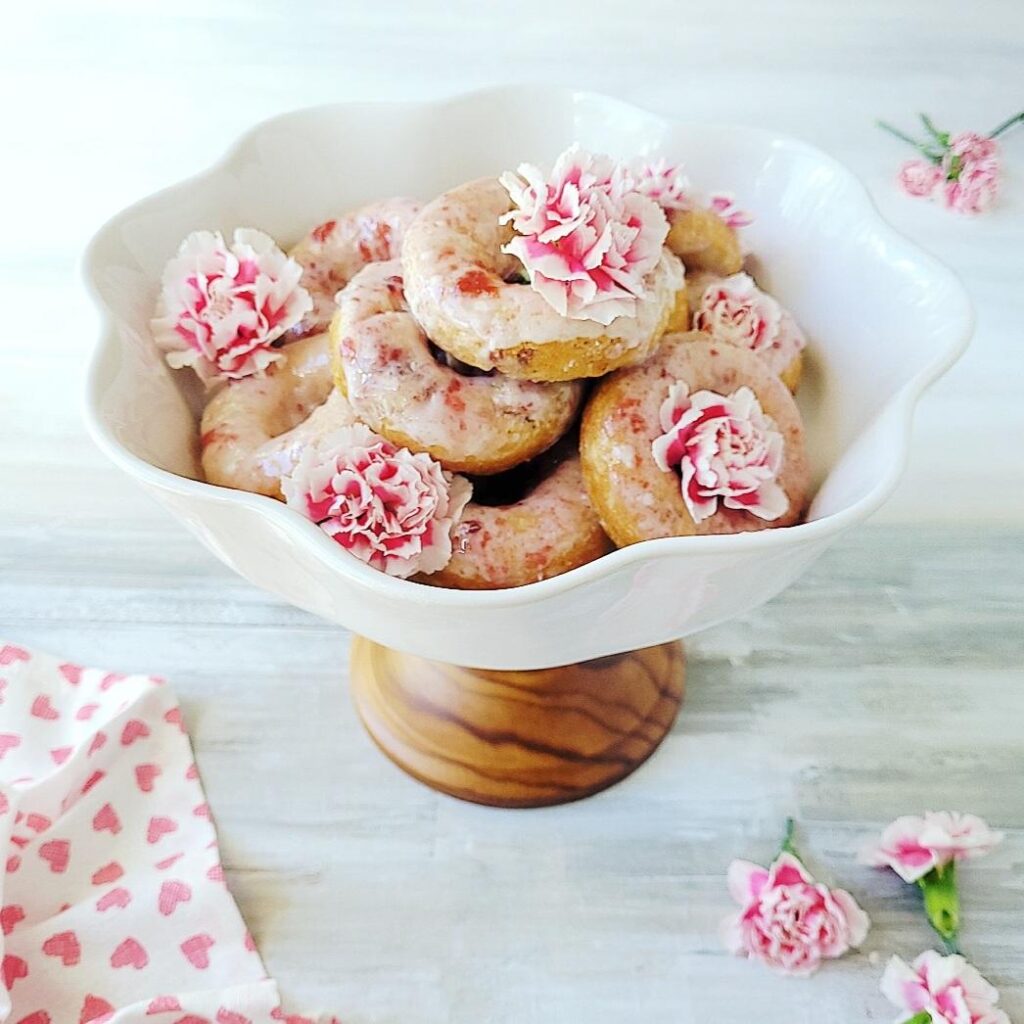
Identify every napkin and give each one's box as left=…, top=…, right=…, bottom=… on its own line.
left=0, top=641, right=335, bottom=1024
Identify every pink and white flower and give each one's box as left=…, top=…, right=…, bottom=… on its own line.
left=947, top=131, right=999, bottom=166
left=692, top=272, right=806, bottom=360
left=499, top=145, right=669, bottom=325
left=899, top=159, right=945, bottom=198
left=722, top=852, right=870, bottom=976
left=281, top=424, right=472, bottom=579
left=152, top=228, right=312, bottom=385
left=708, top=192, right=754, bottom=229
left=652, top=380, right=788, bottom=524
left=860, top=812, right=1004, bottom=884
left=629, top=157, right=693, bottom=210
left=942, top=159, right=1000, bottom=215
left=881, top=951, right=1010, bottom=1024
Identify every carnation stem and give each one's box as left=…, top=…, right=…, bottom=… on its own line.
left=919, top=113, right=949, bottom=147
left=876, top=121, right=944, bottom=164
left=989, top=111, right=1024, bottom=139
left=904, top=1014, right=933, bottom=1024
left=780, top=816, right=799, bottom=857
left=918, top=862, right=961, bottom=953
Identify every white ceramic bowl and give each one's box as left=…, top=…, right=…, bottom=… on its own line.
left=84, top=87, right=971, bottom=670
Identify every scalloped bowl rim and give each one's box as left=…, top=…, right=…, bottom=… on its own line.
left=82, top=87, right=973, bottom=611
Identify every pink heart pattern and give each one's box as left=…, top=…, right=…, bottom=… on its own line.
left=0, top=640, right=313, bottom=1021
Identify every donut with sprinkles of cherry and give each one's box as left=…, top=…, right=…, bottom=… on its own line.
left=150, top=144, right=813, bottom=588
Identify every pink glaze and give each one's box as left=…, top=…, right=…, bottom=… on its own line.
left=334, top=260, right=582, bottom=471
left=288, top=197, right=421, bottom=336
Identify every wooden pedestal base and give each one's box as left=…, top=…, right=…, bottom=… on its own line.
left=349, top=638, right=685, bottom=808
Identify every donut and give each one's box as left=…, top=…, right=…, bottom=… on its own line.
left=580, top=333, right=810, bottom=545
left=665, top=207, right=743, bottom=276
left=685, top=271, right=806, bottom=391
left=401, top=177, right=687, bottom=382
left=200, top=332, right=356, bottom=497
left=330, top=260, right=584, bottom=475
left=287, top=197, right=421, bottom=337
left=424, top=441, right=612, bottom=590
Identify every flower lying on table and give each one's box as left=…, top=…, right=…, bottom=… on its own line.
left=722, top=819, right=870, bottom=975
left=881, top=950, right=1010, bottom=1024
left=859, top=811, right=1003, bottom=953
left=878, top=111, right=1023, bottom=214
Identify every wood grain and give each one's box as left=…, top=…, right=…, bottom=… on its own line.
left=350, top=638, right=685, bottom=807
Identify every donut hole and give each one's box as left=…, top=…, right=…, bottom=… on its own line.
left=467, top=437, right=573, bottom=507
left=427, top=340, right=495, bottom=378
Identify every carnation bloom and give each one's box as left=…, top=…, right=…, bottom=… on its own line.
left=652, top=380, right=787, bottom=525
left=499, top=145, right=669, bottom=325
left=899, top=160, right=944, bottom=198
left=629, top=157, right=692, bottom=210
left=152, top=228, right=312, bottom=385
left=941, top=159, right=1000, bottom=215
left=722, top=851, right=870, bottom=976
left=881, top=951, right=1010, bottom=1024
left=281, top=424, right=472, bottom=579
left=692, top=272, right=806, bottom=375
left=708, top=192, right=754, bottom=229
left=860, top=812, right=1004, bottom=884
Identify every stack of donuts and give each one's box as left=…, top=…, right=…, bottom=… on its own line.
left=151, top=146, right=812, bottom=588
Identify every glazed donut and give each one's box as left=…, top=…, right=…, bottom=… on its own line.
left=665, top=207, right=743, bottom=277
left=580, top=333, right=810, bottom=545
left=684, top=271, right=806, bottom=391
left=401, top=177, right=688, bottom=382
left=200, top=332, right=356, bottom=497
left=425, top=442, right=612, bottom=590
left=330, top=260, right=584, bottom=475
left=288, top=197, right=421, bottom=337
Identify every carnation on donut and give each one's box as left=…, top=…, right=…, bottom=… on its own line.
left=580, top=333, right=809, bottom=544
left=686, top=271, right=806, bottom=390
left=152, top=228, right=311, bottom=385
left=401, top=152, right=687, bottom=382
left=281, top=423, right=472, bottom=579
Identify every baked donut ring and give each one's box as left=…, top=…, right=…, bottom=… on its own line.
left=666, top=207, right=743, bottom=276
left=200, top=332, right=356, bottom=497
left=685, top=271, right=806, bottom=391
left=580, top=333, right=810, bottom=545
left=401, top=177, right=687, bottom=382
left=425, top=442, right=612, bottom=590
left=288, top=197, right=421, bottom=337
left=331, top=260, right=584, bottom=475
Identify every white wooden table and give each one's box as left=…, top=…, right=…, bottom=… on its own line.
left=1, top=2, right=1022, bottom=1021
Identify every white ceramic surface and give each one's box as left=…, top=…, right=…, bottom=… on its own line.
left=83, top=87, right=971, bottom=670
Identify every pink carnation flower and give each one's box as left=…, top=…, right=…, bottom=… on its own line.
left=899, top=159, right=944, bottom=198
left=652, top=380, right=788, bottom=525
left=708, top=192, right=754, bottom=229
left=499, top=145, right=669, bottom=325
left=281, top=424, right=472, bottom=579
left=948, top=131, right=999, bottom=165
left=722, top=852, right=870, bottom=976
left=152, top=228, right=312, bottom=385
left=629, top=157, right=692, bottom=210
left=942, top=159, right=1000, bottom=215
left=693, top=272, right=806, bottom=361
left=881, top=951, right=1010, bottom=1024
left=860, top=812, right=1003, bottom=883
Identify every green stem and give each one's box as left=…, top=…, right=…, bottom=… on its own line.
left=917, top=862, right=961, bottom=951
left=920, top=112, right=949, bottom=147
left=989, top=111, right=1024, bottom=139
left=903, top=1013, right=933, bottom=1024
left=876, top=121, right=944, bottom=164
left=780, top=817, right=799, bottom=857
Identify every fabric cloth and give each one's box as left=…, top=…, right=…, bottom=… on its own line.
left=0, top=641, right=334, bottom=1024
